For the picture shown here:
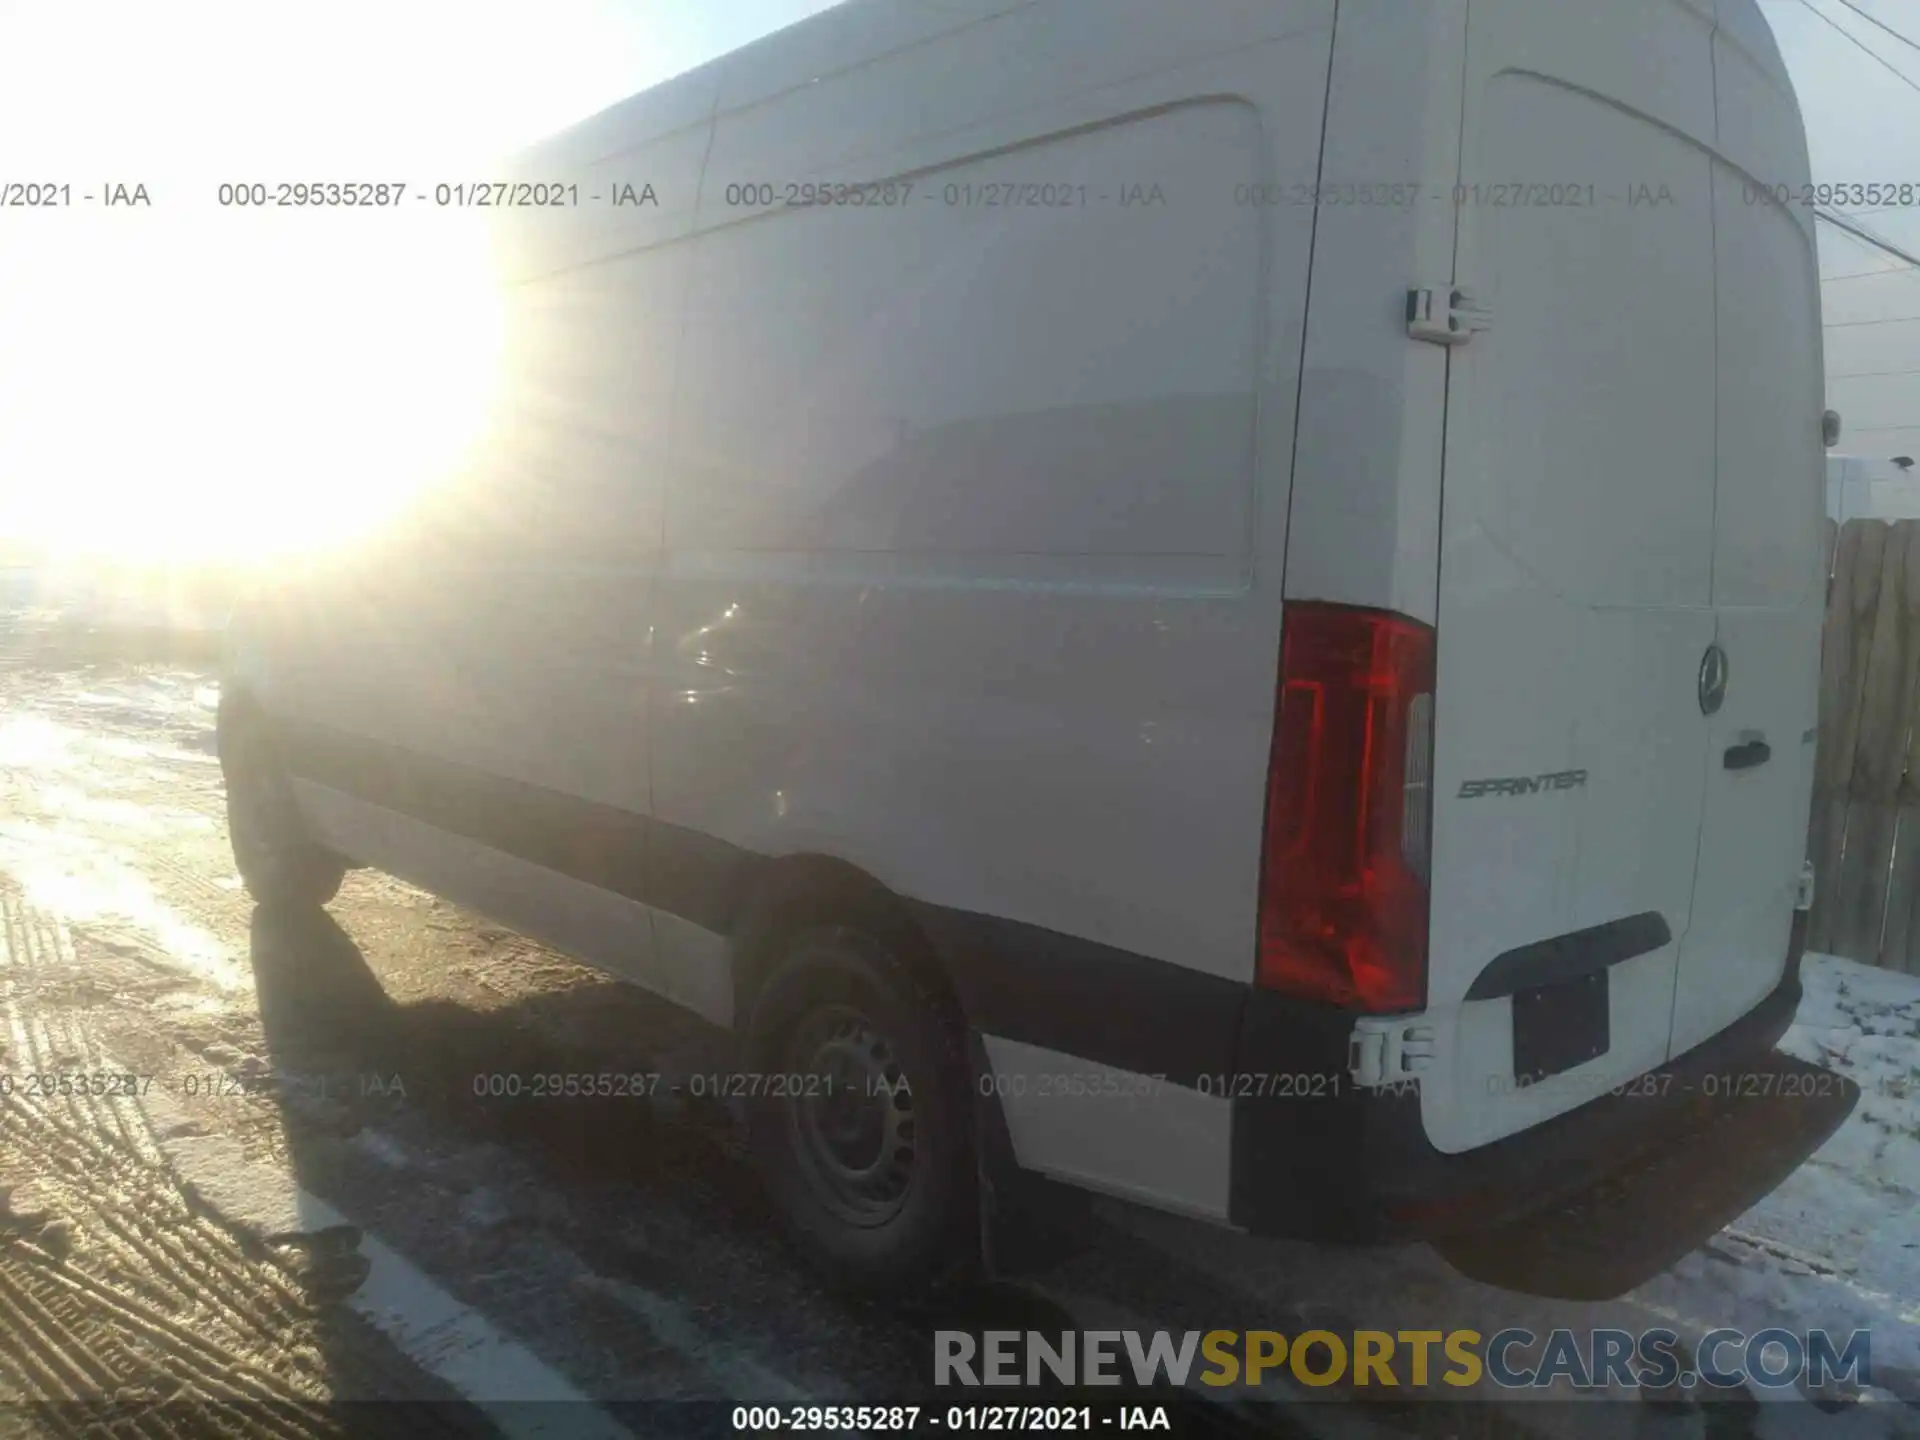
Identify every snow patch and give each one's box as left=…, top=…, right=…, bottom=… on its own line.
left=1633, top=954, right=1920, bottom=1406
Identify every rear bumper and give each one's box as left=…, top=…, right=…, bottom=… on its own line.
left=1229, top=912, right=1809, bottom=1241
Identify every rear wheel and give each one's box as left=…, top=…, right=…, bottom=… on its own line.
left=222, top=713, right=345, bottom=909
left=743, top=923, right=976, bottom=1294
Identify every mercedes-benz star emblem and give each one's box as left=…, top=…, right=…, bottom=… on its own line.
left=1699, top=643, right=1729, bottom=716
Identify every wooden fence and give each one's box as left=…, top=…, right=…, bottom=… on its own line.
left=1808, top=516, right=1920, bottom=972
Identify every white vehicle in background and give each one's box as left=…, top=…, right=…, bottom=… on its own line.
left=1827, top=454, right=1920, bottom=524
left=221, top=0, right=1835, bottom=1292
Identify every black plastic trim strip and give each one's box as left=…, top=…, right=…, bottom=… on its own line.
left=909, top=903, right=1249, bottom=1089
left=1464, top=911, right=1672, bottom=1002
left=269, top=716, right=1249, bottom=1088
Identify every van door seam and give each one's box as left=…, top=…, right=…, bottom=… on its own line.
left=1668, top=18, right=1726, bottom=1061
left=1274, top=0, right=1343, bottom=601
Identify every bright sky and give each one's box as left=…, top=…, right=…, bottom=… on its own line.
left=0, top=0, right=1913, bottom=563
left=1758, top=0, right=1920, bottom=460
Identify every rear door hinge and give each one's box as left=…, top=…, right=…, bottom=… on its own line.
left=1407, top=286, right=1491, bottom=347
left=1349, top=1018, right=1436, bottom=1089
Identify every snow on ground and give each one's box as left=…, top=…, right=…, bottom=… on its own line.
left=1636, top=952, right=1920, bottom=1399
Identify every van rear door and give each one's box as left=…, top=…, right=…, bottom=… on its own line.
left=1668, top=13, right=1824, bottom=1059
left=1424, top=0, right=1724, bottom=1155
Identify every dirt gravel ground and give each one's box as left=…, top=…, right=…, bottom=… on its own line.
left=0, top=645, right=949, bottom=1426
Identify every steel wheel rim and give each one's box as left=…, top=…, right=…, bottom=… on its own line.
left=782, top=1002, right=917, bottom=1227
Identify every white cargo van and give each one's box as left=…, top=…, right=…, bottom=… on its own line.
left=221, top=0, right=1831, bottom=1290
left=1827, top=454, right=1920, bottom=523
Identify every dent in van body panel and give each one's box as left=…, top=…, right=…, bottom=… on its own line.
left=653, top=20, right=1335, bottom=991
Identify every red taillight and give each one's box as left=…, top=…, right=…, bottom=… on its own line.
left=1258, top=602, right=1435, bottom=1012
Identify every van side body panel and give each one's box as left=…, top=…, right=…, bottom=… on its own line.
left=651, top=0, right=1336, bottom=1219
left=243, top=0, right=1338, bottom=1226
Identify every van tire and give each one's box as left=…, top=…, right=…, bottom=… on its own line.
left=743, top=923, right=976, bottom=1295
left=221, top=714, right=345, bottom=910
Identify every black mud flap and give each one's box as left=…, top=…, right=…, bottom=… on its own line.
left=1433, top=1050, right=1858, bottom=1301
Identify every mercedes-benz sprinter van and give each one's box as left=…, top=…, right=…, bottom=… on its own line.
left=221, top=0, right=1831, bottom=1291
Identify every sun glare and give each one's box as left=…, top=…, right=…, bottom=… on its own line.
left=0, top=0, right=670, bottom=572
left=0, top=209, right=505, bottom=566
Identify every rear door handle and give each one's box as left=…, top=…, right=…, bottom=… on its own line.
left=1724, top=739, right=1771, bottom=771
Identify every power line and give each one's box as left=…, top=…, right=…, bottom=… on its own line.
left=1830, top=365, right=1920, bottom=379
left=1793, top=0, right=1920, bottom=95
left=1826, top=313, right=1920, bottom=327
left=1817, top=208, right=1920, bottom=271
left=1827, top=0, right=1920, bottom=54
left=1825, top=265, right=1920, bottom=283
